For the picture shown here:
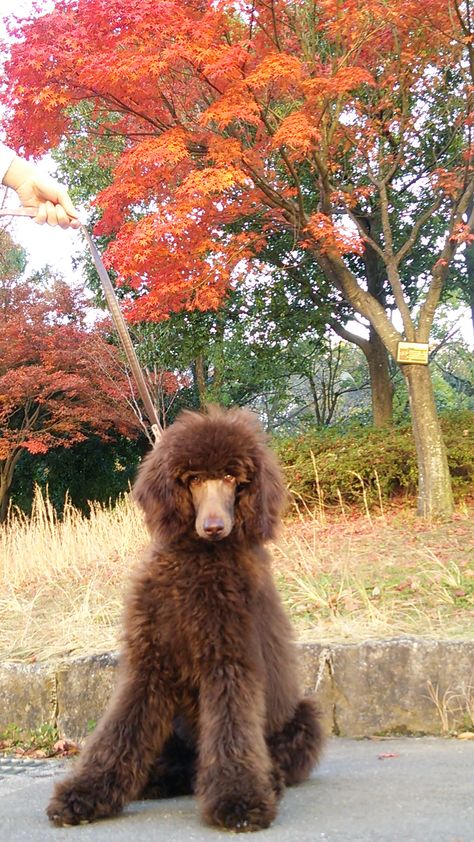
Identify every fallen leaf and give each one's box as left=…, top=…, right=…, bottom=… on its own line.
left=51, top=739, right=80, bottom=756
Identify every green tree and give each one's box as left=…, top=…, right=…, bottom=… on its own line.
left=5, top=0, right=473, bottom=516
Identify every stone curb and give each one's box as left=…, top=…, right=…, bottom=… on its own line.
left=1, top=638, right=473, bottom=740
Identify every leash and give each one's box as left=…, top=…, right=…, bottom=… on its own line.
left=0, top=206, right=163, bottom=442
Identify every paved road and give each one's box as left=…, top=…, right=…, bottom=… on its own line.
left=1, top=737, right=473, bottom=841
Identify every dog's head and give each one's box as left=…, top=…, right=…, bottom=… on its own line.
left=133, top=406, right=286, bottom=545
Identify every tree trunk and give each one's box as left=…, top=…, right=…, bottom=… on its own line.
left=359, top=211, right=394, bottom=426
left=0, top=449, right=23, bottom=523
left=193, top=354, right=207, bottom=407
left=209, top=314, right=225, bottom=399
left=0, top=479, right=10, bottom=524
left=463, top=198, right=474, bottom=339
left=403, top=364, right=454, bottom=518
left=307, top=371, right=324, bottom=425
left=366, top=328, right=394, bottom=427
left=464, top=246, right=474, bottom=338
left=331, top=321, right=394, bottom=427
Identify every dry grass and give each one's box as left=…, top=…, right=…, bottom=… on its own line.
left=274, top=500, right=474, bottom=642
left=0, top=487, right=473, bottom=662
left=0, top=489, right=146, bottom=662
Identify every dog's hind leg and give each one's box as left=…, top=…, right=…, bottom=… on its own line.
left=140, top=730, right=197, bottom=799
left=267, top=696, right=324, bottom=786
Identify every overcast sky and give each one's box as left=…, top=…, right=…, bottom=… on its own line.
left=1, top=0, right=82, bottom=283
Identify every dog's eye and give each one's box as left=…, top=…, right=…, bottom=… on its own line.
left=189, top=475, right=202, bottom=486
left=223, top=474, right=236, bottom=485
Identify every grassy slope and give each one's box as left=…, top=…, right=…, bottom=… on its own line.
left=0, top=489, right=473, bottom=662
left=275, top=503, right=474, bottom=642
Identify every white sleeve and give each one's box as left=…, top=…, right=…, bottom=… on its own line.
left=0, top=143, right=17, bottom=184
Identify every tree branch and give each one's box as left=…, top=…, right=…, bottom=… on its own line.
left=395, top=197, right=443, bottom=264
left=418, top=182, right=474, bottom=339
left=330, top=319, right=370, bottom=353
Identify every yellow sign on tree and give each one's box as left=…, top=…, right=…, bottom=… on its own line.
left=397, top=343, right=429, bottom=365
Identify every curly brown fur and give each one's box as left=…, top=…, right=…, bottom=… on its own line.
left=47, top=406, right=324, bottom=832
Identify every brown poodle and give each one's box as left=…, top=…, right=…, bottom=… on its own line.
left=47, top=406, right=323, bottom=832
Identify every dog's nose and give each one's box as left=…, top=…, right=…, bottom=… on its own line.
left=203, top=517, right=225, bottom=538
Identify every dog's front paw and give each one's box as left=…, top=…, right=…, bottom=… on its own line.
left=47, top=787, right=95, bottom=827
left=47, top=779, right=118, bottom=827
left=207, top=790, right=277, bottom=832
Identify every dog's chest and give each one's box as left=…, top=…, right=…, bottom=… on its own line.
left=156, top=548, right=258, bottom=636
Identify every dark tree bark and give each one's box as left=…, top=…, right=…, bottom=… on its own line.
left=462, top=198, right=474, bottom=339
left=0, top=449, right=22, bottom=523
left=331, top=321, right=394, bottom=427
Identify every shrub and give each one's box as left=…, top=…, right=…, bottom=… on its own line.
left=274, top=411, right=474, bottom=509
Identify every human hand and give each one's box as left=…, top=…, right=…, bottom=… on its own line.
left=3, top=156, right=80, bottom=229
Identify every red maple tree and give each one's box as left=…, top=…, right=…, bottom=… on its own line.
left=2, top=0, right=473, bottom=516
left=0, top=273, right=140, bottom=520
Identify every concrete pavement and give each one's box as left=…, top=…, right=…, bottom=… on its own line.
left=1, top=737, right=473, bottom=841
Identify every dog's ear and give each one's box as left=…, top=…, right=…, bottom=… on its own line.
left=237, top=444, right=287, bottom=542
left=133, top=446, right=168, bottom=533
left=133, top=444, right=193, bottom=536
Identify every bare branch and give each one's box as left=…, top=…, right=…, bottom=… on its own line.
left=395, top=197, right=443, bottom=265
left=330, top=319, right=370, bottom=353
left=347, top=209, right=386, bottom=259
left=418, top=182, right=474, bottom=339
